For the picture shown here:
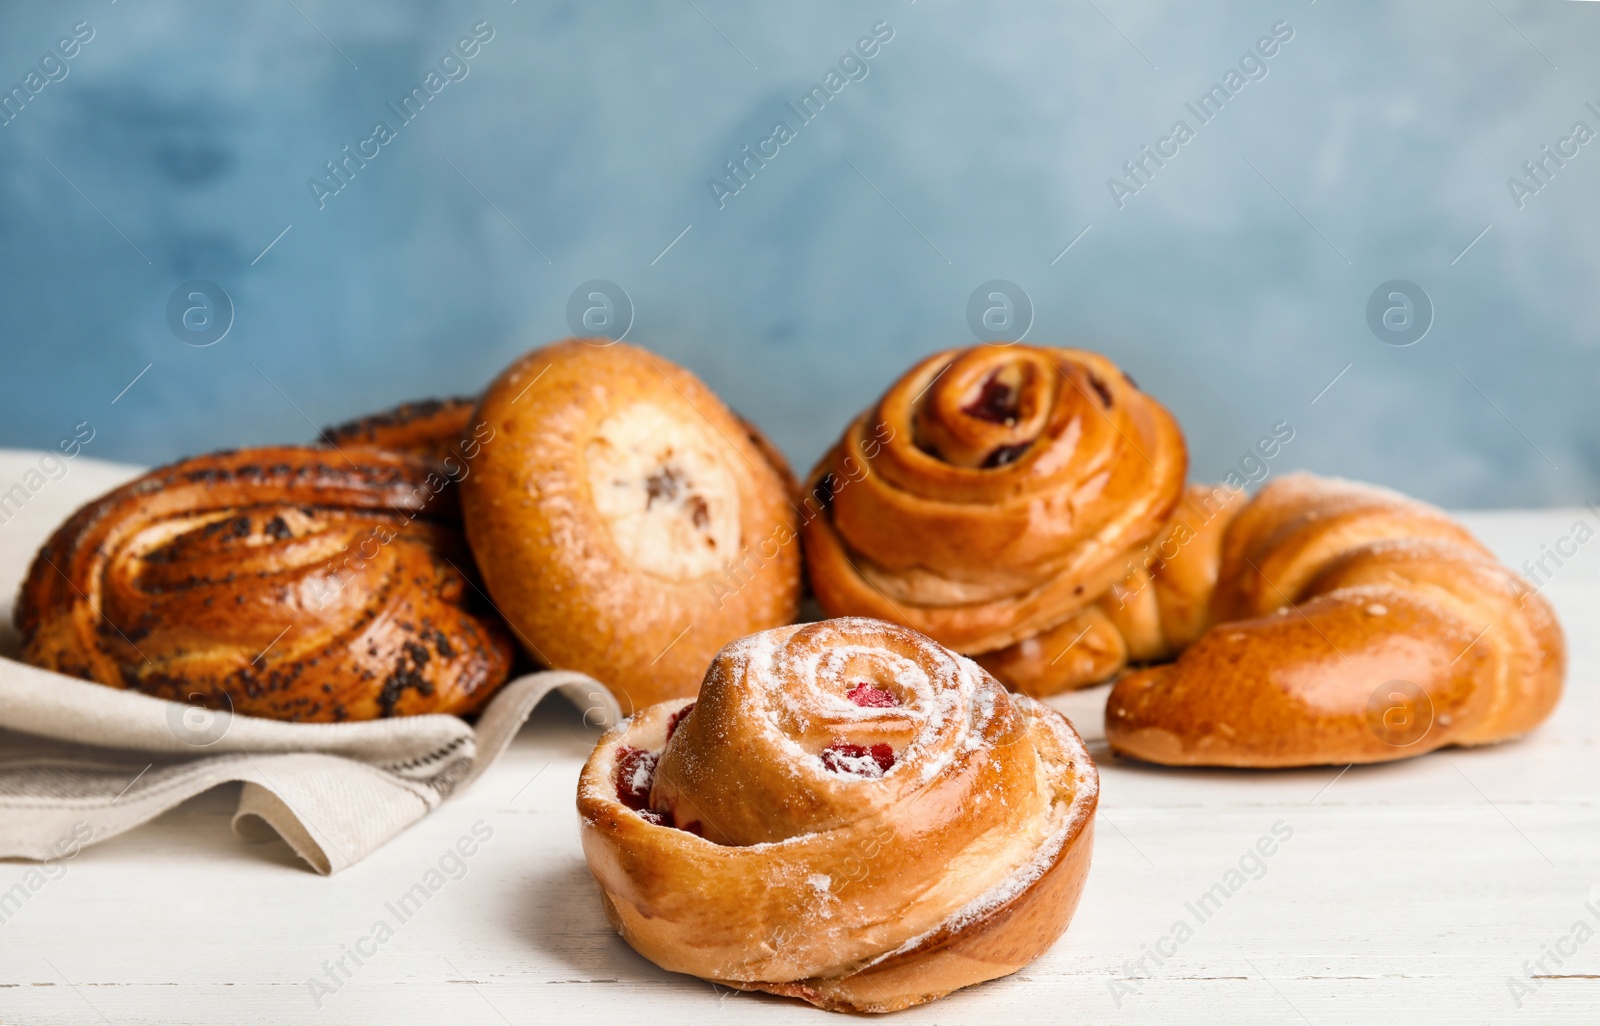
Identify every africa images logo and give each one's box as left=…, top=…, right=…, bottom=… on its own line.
left=307, top=21, right=496, bottom=210
left=708, top=21, right=895, bottom=210
left=1107, top=20, right=1294, bottom=209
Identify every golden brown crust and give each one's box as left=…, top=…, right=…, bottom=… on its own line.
left=802, top=345, right=1187, bottom=656
left=977, top=483, right=1248, bottom=696
left=15, top=446, right=515, bottom=721
left=460, top=340, right=801, bottom=711
left=974, top=603, right=1129, bottom=699
left=324, top=396, right=800, bottom=508
left=322, top=397, right=799, bottom=499
left=320, top=397, right=478, bottom=460
left=577, top=618, right=1098, bottom=1013
left=1105, top=473, right=1566, bottom=766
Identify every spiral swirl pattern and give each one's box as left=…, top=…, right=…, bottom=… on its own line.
left=16, top=446, right=514, bottom=721
left=803, top=344, right=1187, bottom=656
left=577, top=617, right=1097, bottom=1013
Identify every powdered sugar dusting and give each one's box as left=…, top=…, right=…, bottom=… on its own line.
left=580, top=627, right=1101, bottom=990
left=864, top=695, right=1097, bottom=967
left=698, top=620, right=1023, bottom=803
left=628, top=752, right=656, bottom=794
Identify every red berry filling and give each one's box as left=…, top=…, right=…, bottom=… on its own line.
left=821, top=741, right=896, bottom=777
left=962, top=370, right=1023, bottom=423
left=1087, top=371, right=1114, bottom=408
left=982, top=442, right=1032, bottom=469
left=666, top=702, right=696, bottom=742
left=847, top=682, right=899, bottom=708
left=613, top=746, right=658, bottom=811
left=614, top=742, right=702, bottom=835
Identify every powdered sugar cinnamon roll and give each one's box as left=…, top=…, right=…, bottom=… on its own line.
left=577, top=617, right=1098, bottom=1013
left=803, top=344, right=1186, bottom=681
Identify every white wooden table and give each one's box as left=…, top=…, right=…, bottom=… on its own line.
left=2, top=453, right=1597, bottom=1024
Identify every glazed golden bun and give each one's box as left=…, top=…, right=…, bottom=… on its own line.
left=16, top=446, right=514, bottom=721
left=803, top=344, right=1187, bottom=656
left=577, top=618, right=1098, bottom=1013
left=460, top=340, right=802, bottom=711
left=1106, top=473, right=1565, bottom=766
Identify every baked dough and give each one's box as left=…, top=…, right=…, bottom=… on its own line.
left=803, top=344, right=1186, bottom=654
left=16, top=445, right=514, bottom=721
left=320, top=396, right=478, bottom=459
left=976, top=483, right=1246, bottom=695
left=577, top=617, right=1098, bottom=1013
left=1105, top=473, right=1565, bottom=766
left=460, top=340, right=801, bottom=710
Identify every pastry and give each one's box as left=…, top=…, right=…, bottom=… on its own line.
left=460, top=340, right=801, bottom=711
left=1106, top=473, right=1565, bottom=766
left=975, top=483, right=1247, bottom=695
left=802, top=343, right=1186, bottom=664
left=324, top=396, right=797, bottom=502
left=577, top=617, right=1098, bottom=1013
left=16, top=446, right=514, bottom=721
left=320, top=396, right=479, bottom=460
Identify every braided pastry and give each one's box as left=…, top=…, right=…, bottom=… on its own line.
left=1106, top=473, right=1565, bottom=766
left=803, top=344, right=1186, bottom=656
left=578, top=617, right=1098, bottom=1013
left=461, top=340, right=801, bottom=711
left=16, top=446, right=514, bottom=721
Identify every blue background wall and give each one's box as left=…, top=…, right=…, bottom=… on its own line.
left=1, top=1, right=1596, bottom=508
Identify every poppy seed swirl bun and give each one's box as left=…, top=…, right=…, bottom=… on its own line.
left=16, top=446, right=514, bottom=721
left=320, top=396, right=479, bottom=460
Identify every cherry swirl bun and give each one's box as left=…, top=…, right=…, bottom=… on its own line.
left=803, top=344, right=1187, bottom=656
left=16, top=446, right=514, bottom=721
left=461, top=340, right=801, bottom=712
left=578, top=617, right=1098, bottom=1013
